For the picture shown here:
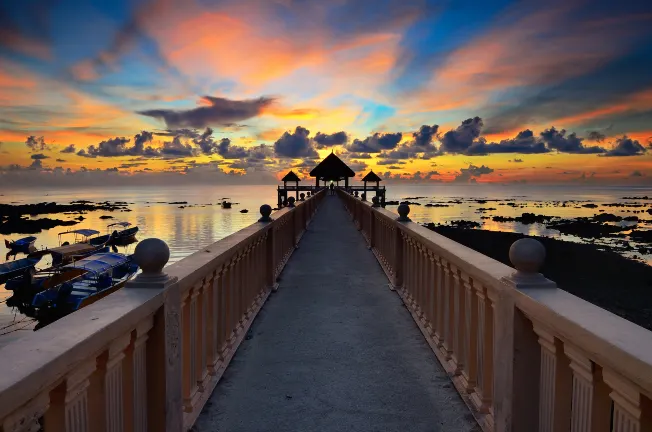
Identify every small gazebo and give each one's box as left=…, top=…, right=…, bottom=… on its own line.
left=281, top=170, right=301, bottom=200
left=309, top=152, right=355, bottom=188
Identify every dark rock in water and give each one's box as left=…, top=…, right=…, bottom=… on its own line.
left=631, top=230, right=652, bottom=242
left=169, top=201, right=188, bottom=205
left=624, top=216, right=640, bottom=222
left=240, top=209, right=249, bottom=213
left=593, top=213, right=622, bottom=223
left=449, top=220, right=481, bottom=229
left=76, top=216, right=85, bottom=221
left=99, top=215, right=114, bottom=219
left=492, top=213, right=556, bottom=224
left=426, top=225, right=652, bottom=330
left=385, top=201, right=399, bottom=205
left=425, top=203, right=449, bottom=207
left=623, top=196, right=650, bottom=200
left=0, top=201, right=129, bottom=218
left=477, top=207, right=497, bottom=212
left=582, top=203, right=598, bottom=208
left=548, top=219, right=628, bottom=237
left=402, top=196, right=426, bottom=200
left=0, top=217, right=78, bottom=234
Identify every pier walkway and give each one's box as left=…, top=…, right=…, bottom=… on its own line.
left=194, top=195, right=476, bottom=431
left=1, top=188, right=652, bottom=432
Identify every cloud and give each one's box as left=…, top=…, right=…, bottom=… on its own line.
left=511, top=158, right=524, bottom=163
left=539, top=127, right=605, bottom=154
left=413, top=125, right=439, bottom=148
left=55, top=158, right=66, bottom=162
left=274, top=126, right=318, bottom=158
left=587, top=131, right=607, bottom=142
left=76, top=149, right=96, bottom=158
left=87, top=137, right=131, bottom=157
left=603, top=136, right=647, bottom=157
left=467, top=129, right=549, bottom=155
left=138, top=96, right=275, bottom=129
left=30, top=153, right=49, bottom=160
left=29, top=159, right=43, bottom=169
left=160, top=136, right=195, bottom=157
left=439, top=117, right=483, bottom=154
left=313, top=131, right=348, bottom=148
left=347, top=132, right=402, bottom=153
left=60, top=144, right=76, bottom=153
left=453, top=164, right=494, bottom=183
left=25, top=135, right=47, bottom=151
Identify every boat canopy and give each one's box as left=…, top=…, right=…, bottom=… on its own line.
left=63, top=253, right=130, bottom=274
left=59, top=229, right=100, bottom=237
left=107, top=222, right=131, bottom=228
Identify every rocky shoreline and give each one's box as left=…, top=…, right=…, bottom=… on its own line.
left=425, top=224, right=652, bottom=331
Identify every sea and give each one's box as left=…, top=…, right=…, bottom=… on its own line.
left=1, top=183, right=651, bottom=346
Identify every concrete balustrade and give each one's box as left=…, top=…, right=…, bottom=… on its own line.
left=0, top=189, right=325, bottom=432
left=338, top=189, right=652, bottom=432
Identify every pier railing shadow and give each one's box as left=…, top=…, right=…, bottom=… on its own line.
left=338, top=188, right=652, bottom=432
left=0, top=189, right=325, bottom=432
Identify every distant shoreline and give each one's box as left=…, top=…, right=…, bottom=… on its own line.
left=427, top=225, right=652, bottom=331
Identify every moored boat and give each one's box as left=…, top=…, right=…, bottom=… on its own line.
left=31, top=252, right=138, bottom=317
left=0, top=256, right=41, bottom=285
left=221, top=201, right=232, bottom=209
left=4, top=236, right=37, bottom=250
left=26, top=229, right=113, bottom=266
left=93, top=222, right=139, bottom=246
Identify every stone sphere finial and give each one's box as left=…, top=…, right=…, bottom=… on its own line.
left=134, top=238, right=169, bottom=275
left=299, top=193, right=305, bottom=201
left=509, top=238, right=545, bottom=274
left=287, top=196, right=296, bottom=207
left=361, top=192, right=366, bottom=201
left=259, top=204, right=272, bottom=222
left=371, top=196, right=380, bottom=207
left=397, top=202, right=411, bottom=222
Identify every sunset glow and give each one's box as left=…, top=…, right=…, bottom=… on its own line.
left=1, top=0, right=651, bottom=187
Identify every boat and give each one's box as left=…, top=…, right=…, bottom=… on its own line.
left=92, top=222, right=139, bottom=246
left=0, top=256, right=41, bottom=284
left=31, top=252, right=138, bottom=316
left=4, top=236, right=37, bottom=250
left=26, top=229, right=113, bottom=267
left=221, top=201, right=232, bottom=209
left=5, top=247, right=110, bottom=298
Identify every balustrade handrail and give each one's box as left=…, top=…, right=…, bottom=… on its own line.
left=338, top=189, right=652, bottom=431
left=0, top=189, right=325, bottom=431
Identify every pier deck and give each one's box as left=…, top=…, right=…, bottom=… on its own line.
left=194, top=195, right=477, bottom=431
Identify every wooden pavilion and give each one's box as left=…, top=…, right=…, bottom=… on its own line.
left=309, top=152, right=355, bottom=188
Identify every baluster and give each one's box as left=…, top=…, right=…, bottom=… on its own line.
left=462, top=274, right=478, bottom=393
left=533, top=324, right=572, bottom=432
left=196, top=277, right=209, bottom=393
left=472, top=283, right=493, bottom=413
left=564, top=346, right=611, bottom=432
left=104, top=334, right=131, bottom=432
left=129, top=316, right=153, bottom=432
left=442, top=259, right=454, bottom=360
left=65, top=359, right=96, bottom=431
left=181, top=288, right=193, bottom=413
left=451, top=264, right=463, bottom=374
left=3, top=392, right=49, bottom=432
left=416, top=244, right=424, bottom=318
left=433, top=256, right=445, bottom=348
left=425, top=250, right=435, bottom=334
left=603, top=369, right=652, bottom=432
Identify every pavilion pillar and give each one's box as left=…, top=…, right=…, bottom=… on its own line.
left=295, top=181, right=299, bottom=200
left=345, top=177, right=349, bottom=189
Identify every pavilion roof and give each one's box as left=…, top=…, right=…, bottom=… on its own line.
left=281, top=170, right=301, bottom=182
left=309, top=153, right=355, bottom=180
left=361, top=171, right=382, bottom=182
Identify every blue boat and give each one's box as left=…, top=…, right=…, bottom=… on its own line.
left=4, top=236, right=37, bottom=250
left=93, top=222, right=139, bottom=246
left=32, top=252, right=138, bottom=314
left=0, top=256, right=41, bottom=284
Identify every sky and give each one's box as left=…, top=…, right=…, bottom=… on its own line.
left=1, top=0, right=652, bottom=187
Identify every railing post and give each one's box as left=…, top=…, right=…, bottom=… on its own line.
left=495, top=238, right=557, bottom=432
left=259, top=205, right=277, bottom=292
left=393, top=203, right=410, bottom=289
left=369, top=208, right=375, bottom=249
left=126, top=238, right=181, bottom=432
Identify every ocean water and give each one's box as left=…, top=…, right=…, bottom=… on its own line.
left=0, top=183, right=651, bottom=345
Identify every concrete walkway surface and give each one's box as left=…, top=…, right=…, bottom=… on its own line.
left=194, top=195, right=479, bottom=432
